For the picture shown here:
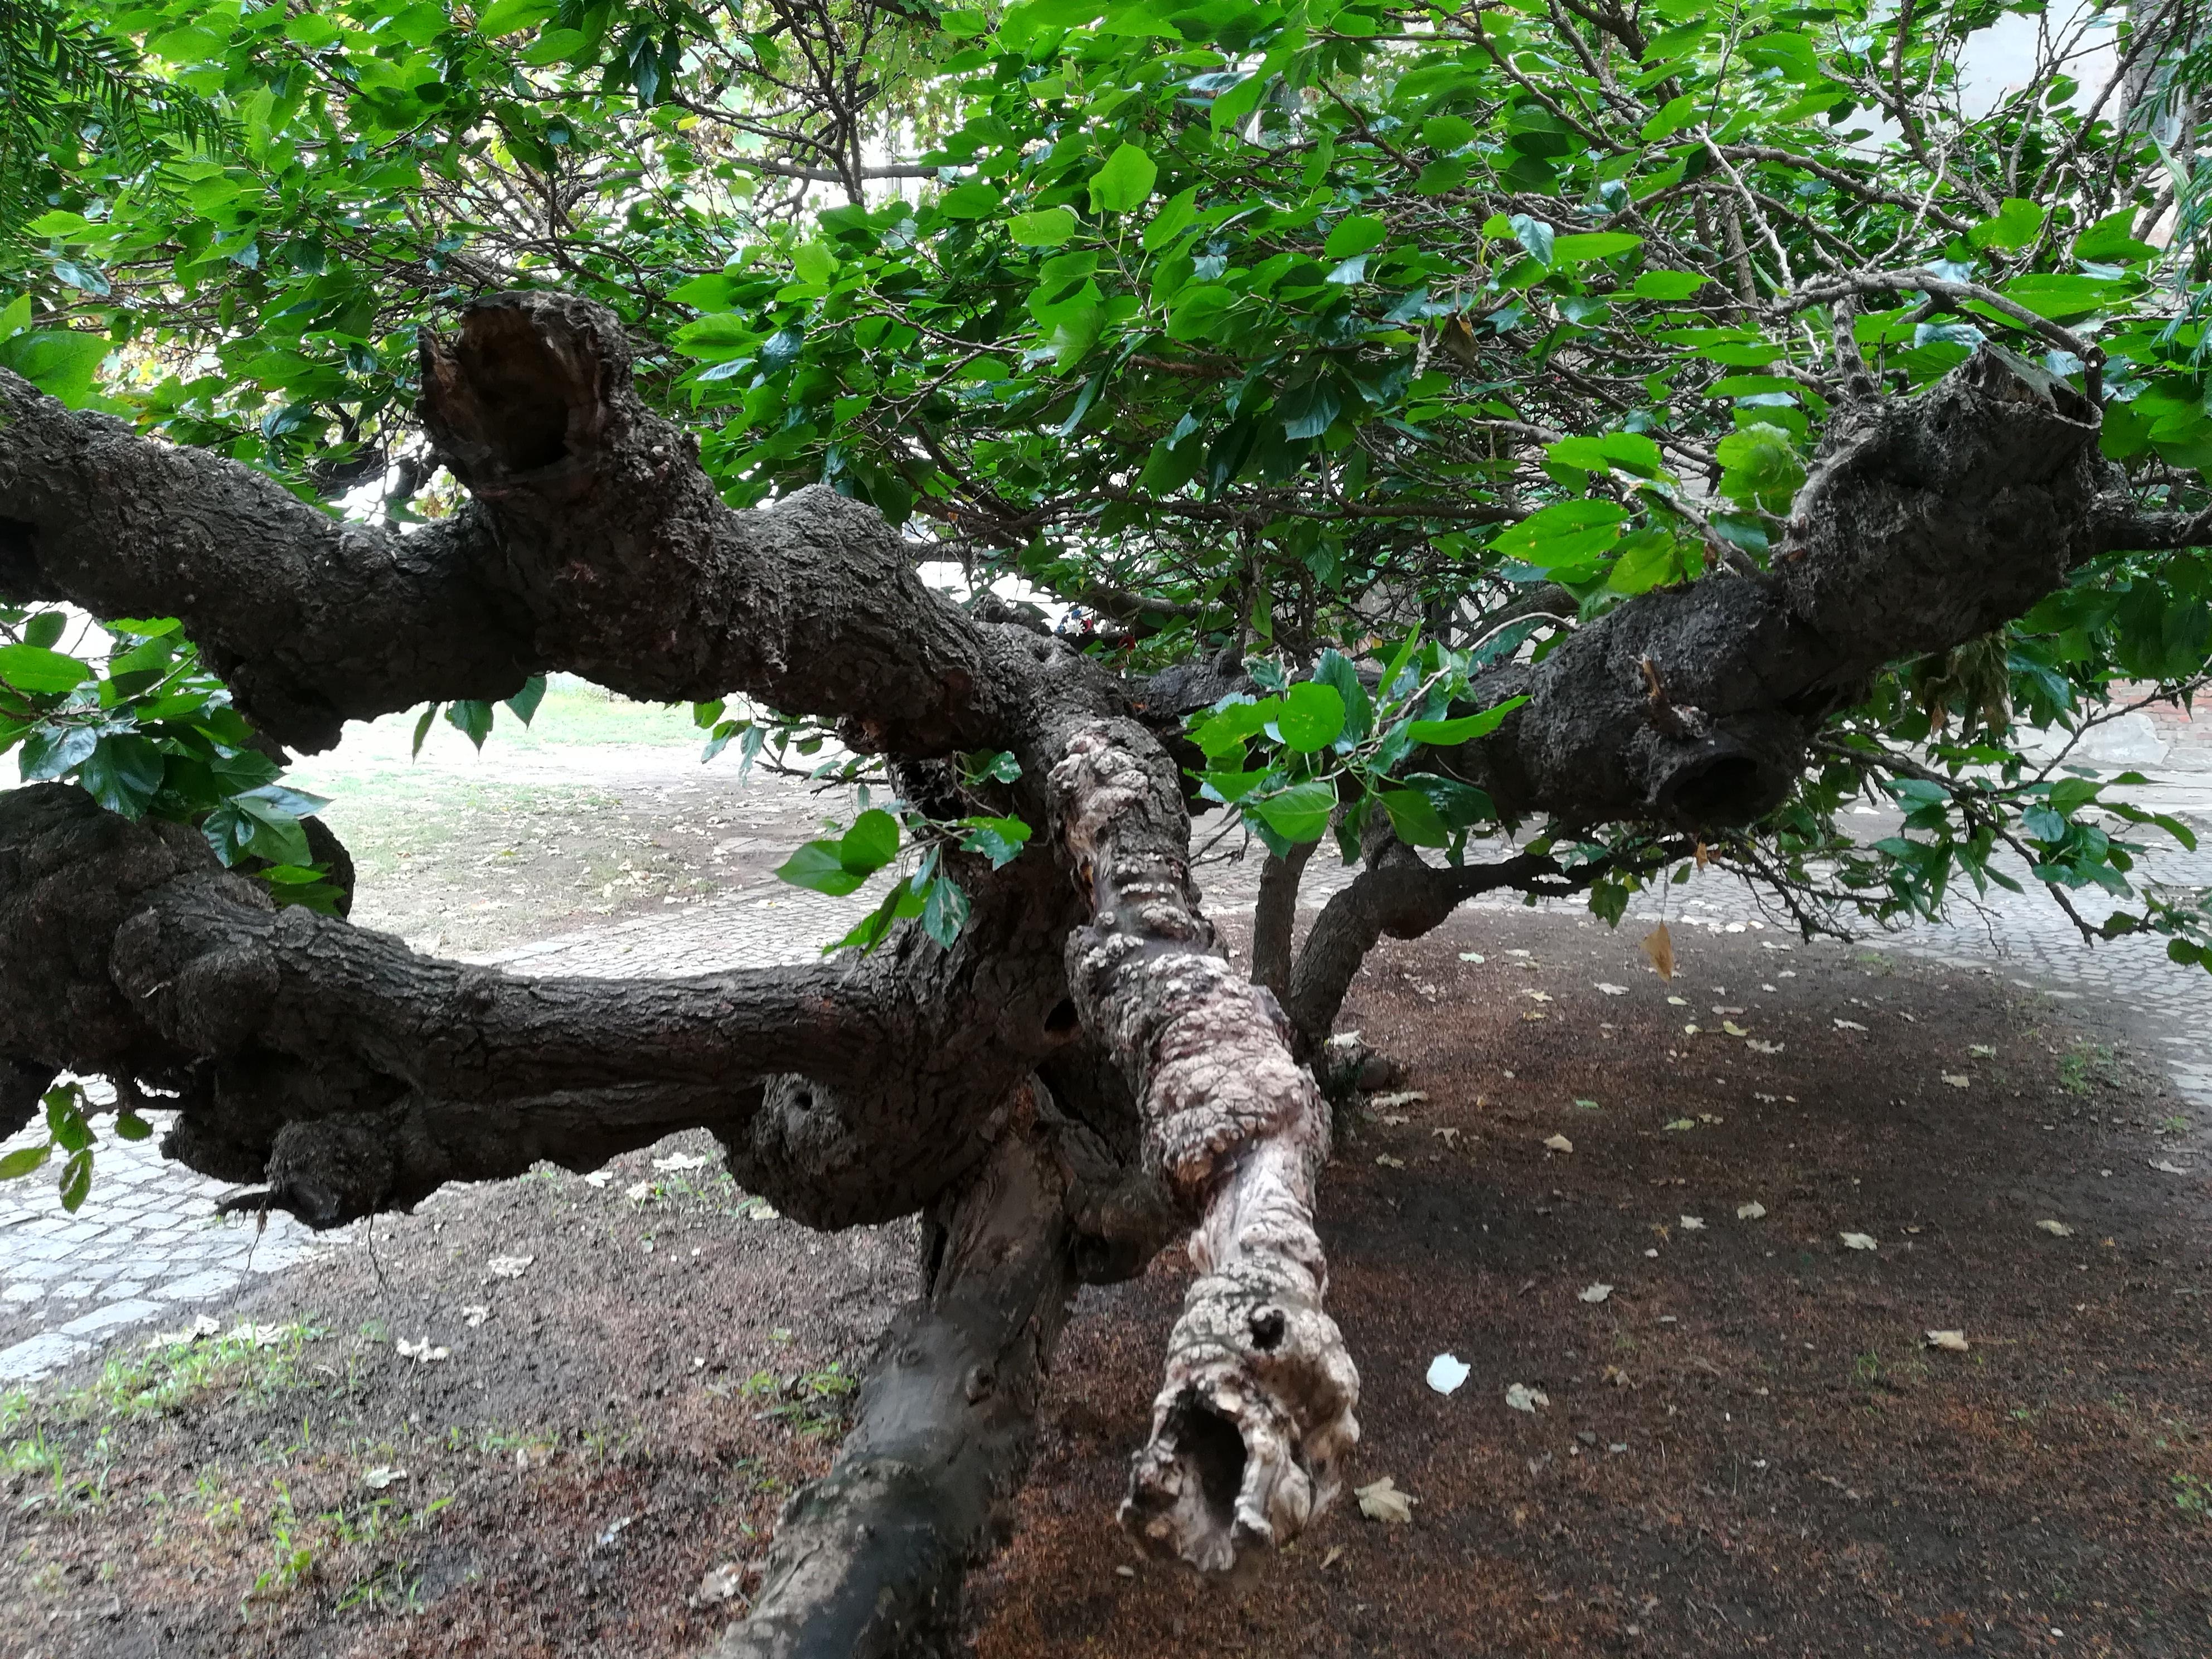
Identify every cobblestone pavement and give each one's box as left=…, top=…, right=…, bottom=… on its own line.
left=3, top=740, right=2206, bottom=1384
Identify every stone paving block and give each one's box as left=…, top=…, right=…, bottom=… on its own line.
left=57, top=1298, right=163, bottom=1338
left=0, top=1331, right=89, bottom=1381
left=154, top=1269, right=241, bottom=1303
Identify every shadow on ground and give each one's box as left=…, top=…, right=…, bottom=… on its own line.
left=1, top=915, right=2206, bottom=1658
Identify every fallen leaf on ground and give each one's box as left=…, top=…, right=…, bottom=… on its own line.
left=582, top=1171, right=612, bottom=1188
left=1840, top=1232, right=1879, bottom=1251
left=1543, top=1133, right=1574, bottom=1153
left=1924, top=1330, right=1970, bottom=1352
left=1375, top=1153, right=1406, bottom=1168
left=2150, top=1159, right=2194, bottom=1175
left=1679, top=1215, right=1706, bottom=1231
left=1721, top=1021, right=1750, bottom=1037
left=1970, top=1044, right=1997, bottom=1058
left=624, top=1179, right=656, bottom=1202
left=1747, top=1039, right=1785, bottom=1054
left=1355, top=1476, right=1416, bottom=1523
left=1666, top=996, right=1689, bottom=1007
left=363, top=1466, right=408, bottom=1489
left=1376, top=1114, right=1409, bottom=1126
left=1320, top=1545, right=1345, bottom=1569
left=1457, top=952, right=1485, bottom=963
left=1573, top=1098, right=1600, bottom=1111
left=1663, top=1118, right=1696, bottom=1132
left=746, top=1199, right=780, bottom=1221
left=1367, top=1090, right=1429, bottom=1110
left=462, top=1304, right=491, bottom=1328
left=653, top=1152, right=712, bottom=1173
left=1432, top=1126, right=1462, bottom=1145
left=1603, top=1365, right=1634, bottom=1388
left=1505, top=1382, right=1550, bottom=1413
left=488, top=1255, right=533, bottom=1278
left=697, top=1563, right=745, bottom=1604
left=1579, top=1283, right=1613, bottom=1303
left=1642, top=922, right=1675, bottom=979
left=1737, top=1201, right=1768, bottom=1220
left=1941, top=1073, right=1970, bottom=1089
left=2036, top=1219, right=2075, bottom=1237
left=1595, top=983, right=1628, bottom=995
left=1427, top=1352, right=1472, bottom=1394
left=396, top=1337, right=450, bottom=1363
left=1835, top=1018, right=1868, bottom=1031
left=1521, top=989, right=1553, bottom=1003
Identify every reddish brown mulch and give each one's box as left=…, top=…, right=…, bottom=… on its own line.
left=3, top=913, right=2208, bottom=1658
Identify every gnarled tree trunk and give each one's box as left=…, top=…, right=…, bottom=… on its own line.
left=0, top=298, right=2174, bottom=1651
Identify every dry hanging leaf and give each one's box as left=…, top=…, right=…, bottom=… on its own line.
left=1923, top=1330, right=1970, bottom=1353
left=1641, top=921, right=1675, bottom=980
left=1356, top=1476, right=1416, bottom=1524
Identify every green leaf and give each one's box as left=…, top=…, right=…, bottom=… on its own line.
left=0, top=644, right=94, bottom=694
left=937, top=180, right=1003, bottom=219
left=1550, top=232, right=1642, bottom=264
left=0, top=1144, right=51, bottom=1180
left=1089, top=143, right=1157, bottom=214
left=115, top=1110, right=153, bottom=1142
left=58, top=1148, right=92, bottom=1214
left=20, top=725, right=97, bottom=782
left=1276, top=682, right=1347, bottom=751
left=505, top=676, right=547, bottom=725
left=477, top=0, right=556, bottom=33
left=412, top=705, right=440, bottom=758
left=1323, top=214, right=1388, bottom=259
left=1141, top=187, right=1199, bottom=251
left=1406, top=694, right=1528, bottom=746
left=1312, top=649, right=1372, bottom=743
left=1249, top=781, right=1336, bottom=843
left=447, top=700, right=496, bottom=749
left=919, top=873, right=971, bottom=948
left=25, top=613, right=64, bottom=649
left=840, top=808, right=901, bottom=874
left=0, top=328, right=110, bottom=407
left=777, top=840, right=866, bottom=896
left=1969, top=197, right=2045, bottom=253
left=1379, top=788, right=1451, bottom=847
left=1632, top=270, right=1710, bottom=300
left=1715, top=423, right=1806, bottom=512
left=1010, top=208, right=1078, bottom=246
left=77, top=735, right=165, bottom=818
left=958, top=816, right=1032, bottom=867
left=2073, top=207, right=2158, bottom=265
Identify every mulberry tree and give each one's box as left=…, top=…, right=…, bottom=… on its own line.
left=2, top=0, right=2209, bottom=1650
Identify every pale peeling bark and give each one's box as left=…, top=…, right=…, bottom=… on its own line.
left=1050, top=721, right=1358, bottom=1571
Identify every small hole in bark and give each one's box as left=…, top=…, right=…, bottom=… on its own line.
left=789, top=1088, right=814, bottom=1112
left=1044, top=999, right=1080, bottom=1038
left=1168, top=1394, right=1246, bottom=1535
left=1249, top=1308, right=1286, bottom=1351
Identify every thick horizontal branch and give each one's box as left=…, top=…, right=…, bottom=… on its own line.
left=1445, top=345, right=2118, bottom=831
left=1, top=295, right=1054, bottom=756
left=0, top=783, right=913, bottom=1224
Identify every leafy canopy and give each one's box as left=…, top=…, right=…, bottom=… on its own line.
left=1, top=0, right=2209, bottom=979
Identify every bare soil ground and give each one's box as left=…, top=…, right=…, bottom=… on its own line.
left=2, top=916, right=2206, bottom=1658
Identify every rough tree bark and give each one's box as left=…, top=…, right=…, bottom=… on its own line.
left=0, top=298, right=2180, bottom=1651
